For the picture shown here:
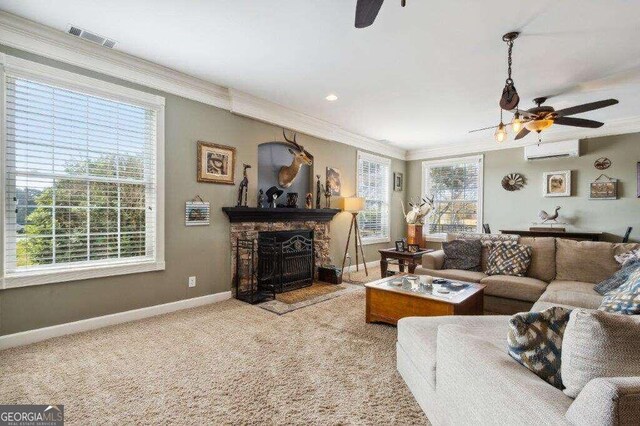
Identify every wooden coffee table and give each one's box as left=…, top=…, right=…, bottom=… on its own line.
left=378, top=247, right=433, bottom=277
left=365, top=273, right=485, bottom=325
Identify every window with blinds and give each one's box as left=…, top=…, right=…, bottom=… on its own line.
left=4, top=75, right=158, bottom=274
left=422, top=156, right=483, bottom=234
left=357, top=152, right=391, bottom=243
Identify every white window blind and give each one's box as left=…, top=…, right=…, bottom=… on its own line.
left=357, top=152, right=390, bottom=244
left=422, top=156, right=483, bottom=234
left=4, top=75, right=158, bottom=274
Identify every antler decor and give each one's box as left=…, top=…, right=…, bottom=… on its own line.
left=278, top=129, right=313, bottom=188
left=401, top=196, right=434, bottom=225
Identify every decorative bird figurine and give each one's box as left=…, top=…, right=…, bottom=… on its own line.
left=538, top=206, right=561, bottom=224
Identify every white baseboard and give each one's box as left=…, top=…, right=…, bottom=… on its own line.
left=0, top=291, right=232, bottom=350
left=342, top=260, right=379, bottom=273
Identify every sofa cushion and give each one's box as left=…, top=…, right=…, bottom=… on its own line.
left=507, top=307, right=573, bottom=389
left=599, top=267, right=640, bottom=315
left=594, top=258, right=640, bottom=295
left=480, top=275, right=547, bottom=302
left=539, top=281, right=603, bottom=310
left=615, top=247, right=640, bottom=266
left=561, top=309, right=640, bottom=398
left=555, top=239, right=639, bottom=284
left=449, top=233, right=519, bottom=271
left=519, top=237, right=556, bottom=282
left=442, top=239, right=482, bottom=271
left=415, top=267, right=487, bottom=283
left=485, top=242, right=533, bottom=277
left=565, top=377, right=640, bottom=426
left=531, top=300, right=583, bottom=312
left=397, top=316, right=509, bottom=387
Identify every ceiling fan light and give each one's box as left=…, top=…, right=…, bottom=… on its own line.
left=524, top=119, right=554, bottom=132
left=494, top=122, right=507, bottom=143
left=512, top=113, right=523, bottom=132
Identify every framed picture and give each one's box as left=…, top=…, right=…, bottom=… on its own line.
left=197, top=141, right=236, bottom=184
left=395, top=240, right=405, bottom=252
left=185, top=201, right=210, bottom=226
left=407, top=244, right=420, bottom=253
left=543, top=170, right=571, bottom=197
left=590, top=175, right=618, bottom=200
left=326, top=167, right=341, bottom=196
left=393, top=172, right=403, bottom=192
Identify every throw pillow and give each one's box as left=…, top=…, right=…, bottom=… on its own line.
left=615, top=247, right=640, bottom=266
left=561, top=309, right=640, bottom=398
left=594, top=258, right=640, bottom=295
left=486, top=242, right=532, bottom=276
left=507, top=306, right=572, bottom=389
left=599, top=266, right=640, bottom=314
left=442, top=239, right=482, bottom=271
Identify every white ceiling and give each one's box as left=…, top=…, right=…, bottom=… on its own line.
left=1, top=0, right=640, bottom=152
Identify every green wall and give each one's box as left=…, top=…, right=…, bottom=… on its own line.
left=0, top=46, right=406, bottom=335
left=406, top=133, right=640, bottom=243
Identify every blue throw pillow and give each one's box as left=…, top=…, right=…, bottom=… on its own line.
left=507, top=307, right=573, bottom=389
left=599, top=267, right=640, bottom=315
left=594, top=258, right=640, bottom=295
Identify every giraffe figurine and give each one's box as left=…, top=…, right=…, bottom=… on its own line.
left=236, top=163, right=251, bottom=207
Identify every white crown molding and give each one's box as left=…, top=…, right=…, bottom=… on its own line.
left=0, top=291, right=232, bottom=350
left=0, top=11, right=406, bottom=160
left=406, top=115, right=640, bottom=161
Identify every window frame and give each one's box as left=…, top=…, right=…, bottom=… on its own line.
left=0, top=54, right=165, bottom=289
left=356, top=151, right=391, bottom=245
left=421, top=155, right=484, bottom=239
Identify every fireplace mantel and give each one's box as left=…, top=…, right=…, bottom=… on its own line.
left=222, top=207, right=341, bottom=223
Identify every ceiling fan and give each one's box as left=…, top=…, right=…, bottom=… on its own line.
left=355, top=0, right=406, bottom=28
left=470, top=32, right=620, bottom=142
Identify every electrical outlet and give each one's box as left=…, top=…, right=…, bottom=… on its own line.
left=188, top=276, right=196, bottom=288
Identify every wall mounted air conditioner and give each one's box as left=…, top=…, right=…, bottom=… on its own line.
left=524, top=140, right=580, bottom=161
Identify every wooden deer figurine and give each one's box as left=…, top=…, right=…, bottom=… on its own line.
left=278, top=130, right=313, bottom=188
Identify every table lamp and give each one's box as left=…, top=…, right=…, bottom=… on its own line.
left=341, top=197, right=368, bottom=276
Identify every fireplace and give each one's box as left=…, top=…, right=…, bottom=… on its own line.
left=258, top=230, right=314, bottom=293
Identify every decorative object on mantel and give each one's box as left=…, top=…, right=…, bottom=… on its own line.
left=594, top=157, right=611, bottom=170
left=236, top=163, right=251, bottom=207
left=265, top=186, right=283, bottom=208
left=278, top=129, right=313, bottom=188
left=394, top=172, right=404, bottom=192
left=197, top=141, right=236, bottom=184
left=326, top=167, right=341, bottom=196
left=185, top=196, right=210, bottom=226
left=257, top=189, right=265, bottom=208
left=305, top=193, right=313, bottom=209
left=543, top=170, right=571, bottom=197
left=538, top=206, right=561, bottom=224
left=590, top=174, right=618, bottom=200
left=401, top=196, right=434, bottom=248
left=323, top=181, right=332, bottom=208
left=341, top=197, right=368, bottom=276
left=286, top=192, right=299, bottom=208
left=315, top=174, right=322, bottom=209
left=501, top=173, right=526, bottom=191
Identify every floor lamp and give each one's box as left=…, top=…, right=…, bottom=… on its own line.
left=341, top=197, right=368, bottom=276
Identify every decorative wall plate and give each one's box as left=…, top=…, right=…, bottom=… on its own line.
left=501, top=173, right=526, bottom=191
left=594, top=157, right=611, bottom=170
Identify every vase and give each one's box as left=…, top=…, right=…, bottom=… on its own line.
left=407, top=224, right=424, bottom=248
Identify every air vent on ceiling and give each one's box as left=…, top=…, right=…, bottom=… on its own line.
left=66, top=25, right=116, bottom=49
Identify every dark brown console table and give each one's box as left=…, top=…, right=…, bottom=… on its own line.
left=500, top=229, right=602, bottom=241
left=378, top=248, right=433, bottom=277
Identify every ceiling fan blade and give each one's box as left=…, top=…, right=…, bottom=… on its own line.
left=514, top=127, right=530, bottom=140
left=554, top=99, right=619, bottom=117
left=553, top=117, right=604, bottom=128
left=355, top=0, right=384, bottom=28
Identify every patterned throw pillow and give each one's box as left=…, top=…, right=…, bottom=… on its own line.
left=442, top=239, right=482, bottom=271
left=485, top=242, right=532, bottom=276
left=615, top=248, right=640, bottom=266
left=594, top=258, right=640, bottom=295
left=507, top=307, right=573, bottom=389
left=599, top=267, right=640, bottom=314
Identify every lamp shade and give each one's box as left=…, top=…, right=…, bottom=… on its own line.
left=343, top=197, right=365, bottom=212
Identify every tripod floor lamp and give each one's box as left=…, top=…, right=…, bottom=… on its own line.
left=341, top=197, right=368, bottom=276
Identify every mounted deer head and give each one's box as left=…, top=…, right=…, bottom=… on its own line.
left=278, top=129, right=313, bottom=188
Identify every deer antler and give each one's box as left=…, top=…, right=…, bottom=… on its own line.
left=283, top=129, right=304, bottom=151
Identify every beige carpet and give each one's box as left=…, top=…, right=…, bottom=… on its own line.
left=275, top=282, right=344, bottom=305
left=0, top=290, right=429, bottom=425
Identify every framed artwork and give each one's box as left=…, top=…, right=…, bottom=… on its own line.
left=543, top=170, right=571, bottom=197
left=394, top=172, right=404, bottom=192
left=407, top=243, right=420, bottom=253
left=590, top=175, right=618, bottom=200
left=197, top=141, right=236, bottom=184
left=395, top=240, right=405, bottom=252
left=185, top=200, right=210, bottom=226
left=326, top=167, right=341, bottom=196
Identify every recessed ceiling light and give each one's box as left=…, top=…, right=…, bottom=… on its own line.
left=325, top=94, right=338, bottom=101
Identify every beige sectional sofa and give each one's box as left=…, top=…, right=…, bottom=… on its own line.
left=398, top=236, right=640, bottom=425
